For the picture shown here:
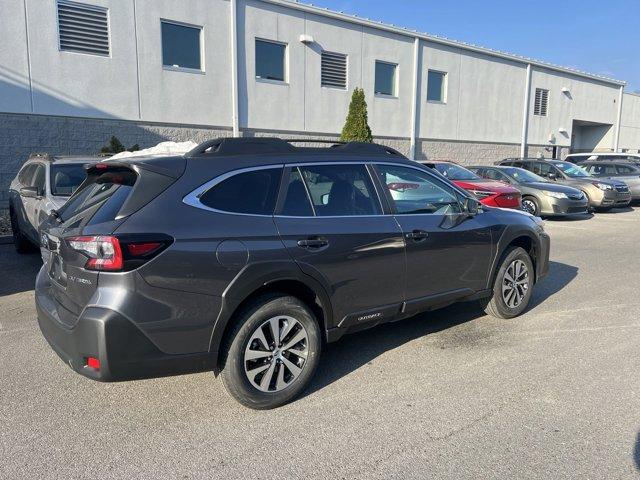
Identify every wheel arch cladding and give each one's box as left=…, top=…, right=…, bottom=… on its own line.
left=208, top=268, right=333, bottom=374
left=490, top=227, right=540, bottom=289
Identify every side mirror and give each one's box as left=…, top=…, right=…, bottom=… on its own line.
left=464, top=197, right=482, bottom=216
left=20, top=186, right=40, bottom=198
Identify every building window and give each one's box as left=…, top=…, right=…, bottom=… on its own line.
left=534, top=88, right=549, bottom=116
left=57, top=1, right=110, bottom=56
left=374, top=61, right=397, bottom=96
left=255, top=39, right=287, bottom=82
left=161, top=21, right=203, bottom=71
left=321, top=51, right=347, bottom=89
left=427, top=70, right=447, bottom=102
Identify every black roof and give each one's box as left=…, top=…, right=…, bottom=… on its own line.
left=185, top=137, right=405, bottom=158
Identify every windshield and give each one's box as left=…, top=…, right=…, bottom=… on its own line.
left=502, top=167, right=546, bottom=183
left=553, top=162, right=590, bottom=178
left=50, top=164, right=89, bottom=196
left=433, top=163, right=480, bottom=181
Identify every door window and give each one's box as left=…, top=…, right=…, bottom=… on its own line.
left=484, top=169, right=508, bottom=182
left=376, top=164, right=462, bottom=215
left=616, top=164, right=636, bottom=174
left=280, top=168, right=314, bottom=216
left=533, top=162, right=556, bottom=178
left=296, top=164, right=381, bottom=216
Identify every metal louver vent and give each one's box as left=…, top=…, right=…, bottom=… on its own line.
left=57, top=1, right=110, bottom=56
left=534, top=88, right=549, bottom=116
left=321, top=51, right=347, bottom=88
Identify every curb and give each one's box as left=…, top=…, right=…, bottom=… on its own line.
left=0, top=235, right=13, bottom=245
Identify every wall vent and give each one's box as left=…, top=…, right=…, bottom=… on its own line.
left=57, top=1, right=110, bottom=56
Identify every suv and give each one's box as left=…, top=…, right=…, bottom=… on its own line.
left=8, top=154, right=102, bottom=253
left=580, top=161, right=640, bottom=202
left=565, top=152, right=640, bottom=167
left=497, top=158, right=631, bottom=211
left=36, top=138, right=550, bottom=409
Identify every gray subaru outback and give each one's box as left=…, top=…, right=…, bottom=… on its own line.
left=36, top=138, right=550, bottom=409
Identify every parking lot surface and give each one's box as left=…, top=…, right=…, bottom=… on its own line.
left=1, top=208, right=640, bottom=479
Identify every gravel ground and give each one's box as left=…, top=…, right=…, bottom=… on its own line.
left=0, top=209, right=11, bottom=236
left=1, top=207, right=640, bottom=479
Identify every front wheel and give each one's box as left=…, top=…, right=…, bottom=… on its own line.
left=521, top=196, right=540, bottom=216
left=480, top=247, right=534, bottom=319
left=219, top=294, right=322, bottom=409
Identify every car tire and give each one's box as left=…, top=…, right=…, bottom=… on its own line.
left=9, top=207, right=34, bottom=254
left=480, top=247, right=534, bottom=319
left=521, top=196, right=540, bottom=216
left=219, top=293, right=322, bottom=409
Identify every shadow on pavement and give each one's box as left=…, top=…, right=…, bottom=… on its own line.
left=544, top=213, right=593, bottom=222
left=307, top=260, right=578, bottom=397
left=635, top=432, right=640, bottom=471
left=529, top=260, right=579, bottom=309
left=0, top=245, right=42, bottom=297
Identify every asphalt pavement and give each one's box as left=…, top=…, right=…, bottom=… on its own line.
left=1, top=207, right=639, bottom=479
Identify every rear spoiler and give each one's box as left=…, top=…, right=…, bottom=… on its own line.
left=87, top=155, right=186, bottom=179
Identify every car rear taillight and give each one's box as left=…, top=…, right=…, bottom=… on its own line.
left=67, top=235, right=171, bottom=271
left=68, top=236, right=123, bottom=271
left=494, top=193, right=522, bottom=208
left=469, top=189, right=493, bottom=199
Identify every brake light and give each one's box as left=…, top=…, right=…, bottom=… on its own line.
left=68, top=236, right=123, bottom=271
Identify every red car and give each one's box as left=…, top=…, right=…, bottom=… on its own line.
left=422, top=161, right=522, bottom=209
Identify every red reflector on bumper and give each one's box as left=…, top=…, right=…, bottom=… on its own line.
left=86, top=357, right=100, bottom=370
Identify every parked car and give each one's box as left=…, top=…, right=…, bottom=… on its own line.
left=579, top=161, right=640, bottom=202
left=420, top=161, right=522, bottom=209
left=8, top=153, right=101, bottom=253
left=565, top=152, right=640, bottom=167
left=497, top=158, right=631, bottom=211
left=36, top=138, right=550, bottom=409
left=468, top=166, right=588, bottom=217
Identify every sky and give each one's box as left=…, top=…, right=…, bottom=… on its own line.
left=309, top=0, right=640, bottom=91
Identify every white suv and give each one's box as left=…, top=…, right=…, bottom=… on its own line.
left=8, top=154, right=101, bottom=253
left=566, top=152, right=640, bottom=167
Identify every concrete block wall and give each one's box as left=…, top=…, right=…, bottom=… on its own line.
left=417, top=139, right=520, bottom=165
left=0, top=113, right=231, bottom=209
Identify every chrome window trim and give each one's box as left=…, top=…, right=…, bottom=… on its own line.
left=182, top=164, right=284, bottom=217
left=182, top=160, right=472, bottom=218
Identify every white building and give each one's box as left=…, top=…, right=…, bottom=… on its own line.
left=1, top=0, right=639, bottom=207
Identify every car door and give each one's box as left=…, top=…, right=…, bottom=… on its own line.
left=372, top=163, right=494, bottom=313
left=274, top=163, right=406, bottom=328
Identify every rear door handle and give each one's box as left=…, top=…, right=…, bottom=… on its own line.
left=297, top=237, right=329, bottom=249
left=405, top=229, right=429, bottom=242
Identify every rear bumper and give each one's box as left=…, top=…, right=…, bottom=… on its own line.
left=35, top=267, right=213, bottom=381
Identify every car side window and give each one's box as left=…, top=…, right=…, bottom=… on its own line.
left=533, top=162, right=555, bottom=178
left=199, top=168, right=282, bottom=215
left=31, top=164, right=46, bottom=192
left=485, top=169, right=507, bottom=182
left=280, top=168, right=315, bottom=216
left=617, top=165, right=635, bottom=174
left=296, top=164, right=381, bottom=217
left=18, top=164, right=36, bottom=185
left=376, top=164, right=462, bottom=215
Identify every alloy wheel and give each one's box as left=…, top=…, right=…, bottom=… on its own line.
left=502, top=259, right=529, bottom=308
left=522, top=199, right=537, bottom=215
left=244, top=315, right=309, bottom=392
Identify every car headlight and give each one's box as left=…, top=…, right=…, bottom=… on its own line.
left=543, top=190, right=568, bottom=199
left=592, top=182, right=613, bottom=191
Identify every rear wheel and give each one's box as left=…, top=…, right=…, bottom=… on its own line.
left=9, top=207, right=34, bottom=254
left=480, top=247, right=534, bottom=319
left=521, top=196, right=540, bottom=216
left=219, top=294, right=321, bottom=409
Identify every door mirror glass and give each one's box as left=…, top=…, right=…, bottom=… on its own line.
left=20, top=186, right=39, bottom=198
left=464, top=197, right=482, bottom=215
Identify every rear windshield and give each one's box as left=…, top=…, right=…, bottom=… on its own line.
left=433, top=163, right=480, bottom=181
left=50, top=164, right=88, bottom=196
left=57, top=168, right=137, bottom=224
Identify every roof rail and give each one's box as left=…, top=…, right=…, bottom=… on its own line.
left=28, top=152, right=55, bottom=162
left=185, top=137, right=404, bottom=157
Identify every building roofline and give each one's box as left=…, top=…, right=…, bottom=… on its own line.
left=260, top=0, right=626, bottom=87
